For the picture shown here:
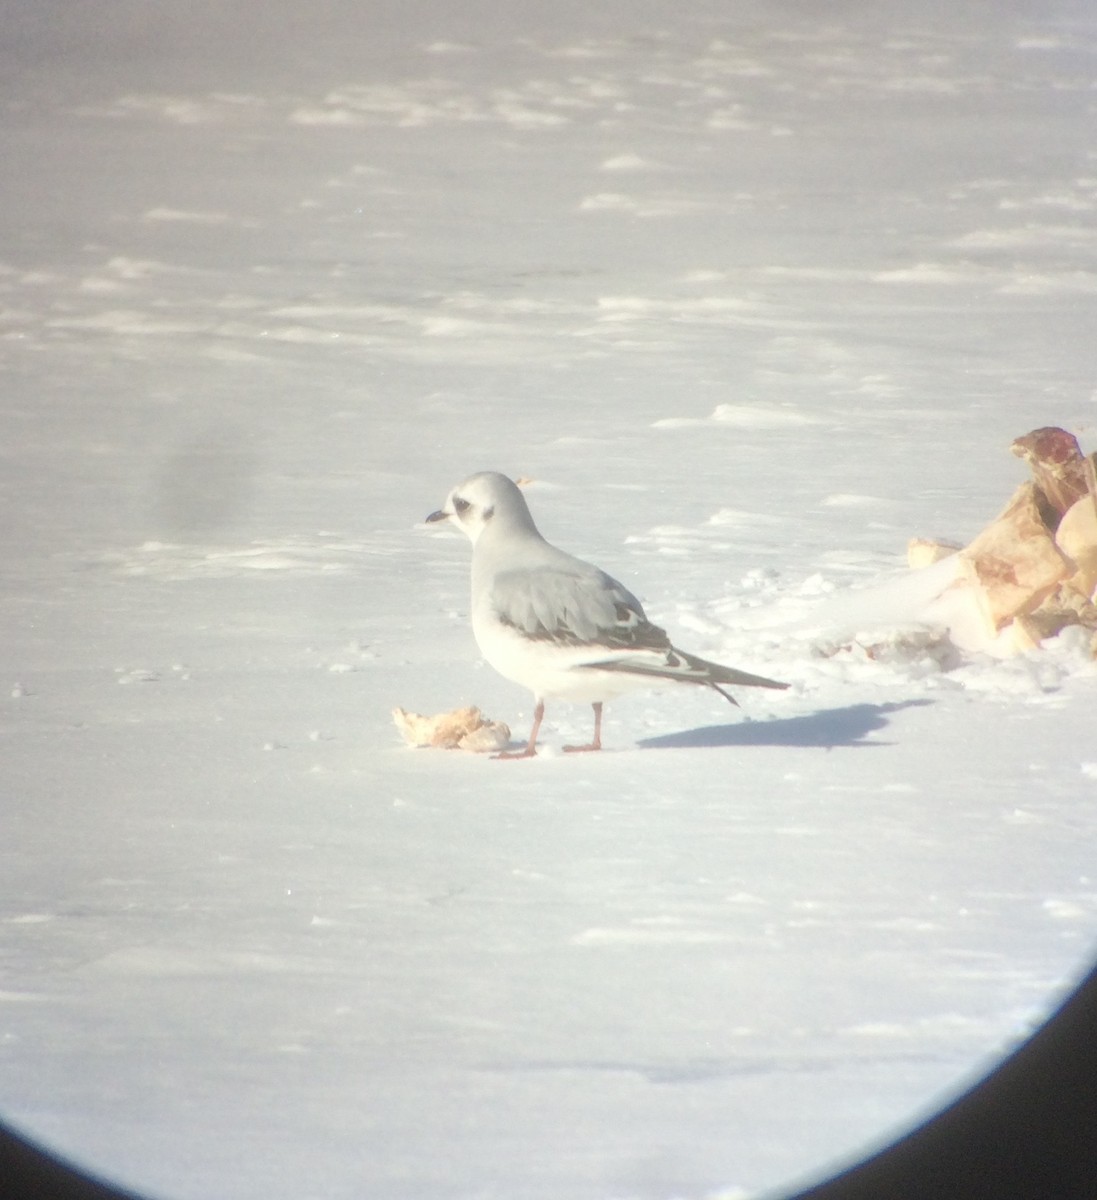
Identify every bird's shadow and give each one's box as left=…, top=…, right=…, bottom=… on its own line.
left=637, top=699, right=933, bottom=751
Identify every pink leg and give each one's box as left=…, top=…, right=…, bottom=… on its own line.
left=564, top=702, right=603, bottom=753
left=494, top=699, right=544, bottom=760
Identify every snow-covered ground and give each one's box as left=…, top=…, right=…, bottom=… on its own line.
left=2, top=3, right=1097, bottom=1197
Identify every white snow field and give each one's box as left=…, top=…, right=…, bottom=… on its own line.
left=2, top=2, right=1097, bottom=1198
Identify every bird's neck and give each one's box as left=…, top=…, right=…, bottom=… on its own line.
left=480, top=508, right=543, bottom=548
left=471, top=513, right=546, bottom=577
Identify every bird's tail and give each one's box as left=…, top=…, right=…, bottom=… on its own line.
left=681, top=650, right=789, bottom=692
left=587, top=646, right=788, bottom=705
left=678, top=650, right=788, bottom=706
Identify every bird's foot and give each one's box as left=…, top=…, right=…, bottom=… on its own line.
left=564, top=702, right=604, bottom=753
left=493, top=746, right=538, bottom=760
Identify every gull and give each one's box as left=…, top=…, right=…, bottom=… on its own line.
left=426, top=471, right=788, bottom=758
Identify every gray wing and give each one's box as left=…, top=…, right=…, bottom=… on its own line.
left=490, top=563, right=670, bottom=650
left=489, top=559, right=789, bottom=695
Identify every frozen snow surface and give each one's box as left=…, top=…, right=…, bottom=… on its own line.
left=2, top=2, right=1097, bottom=1198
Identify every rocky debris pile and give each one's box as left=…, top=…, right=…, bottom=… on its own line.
left=909, top=426, right=1097, bottom=656
left=393, top=705, right=511, bottom=753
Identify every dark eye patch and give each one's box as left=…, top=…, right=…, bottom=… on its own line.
left=453, top=496, right=471, bottom=515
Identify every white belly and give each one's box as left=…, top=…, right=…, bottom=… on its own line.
left=472, top=609, right=659, bottom=704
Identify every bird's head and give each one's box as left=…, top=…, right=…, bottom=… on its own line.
left=425, top=471, right=535, bottom=547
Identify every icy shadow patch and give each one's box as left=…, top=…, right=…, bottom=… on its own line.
left=638, top=699, right=932, bottom=750
left=91, top=535, right=405, bottom=581
left=652, top=402, right=820, bottom=431
left=495, top=1047, right=943, bottom=1087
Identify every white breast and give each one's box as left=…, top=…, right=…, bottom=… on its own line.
left=471, top=605, right=667, bottom=704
